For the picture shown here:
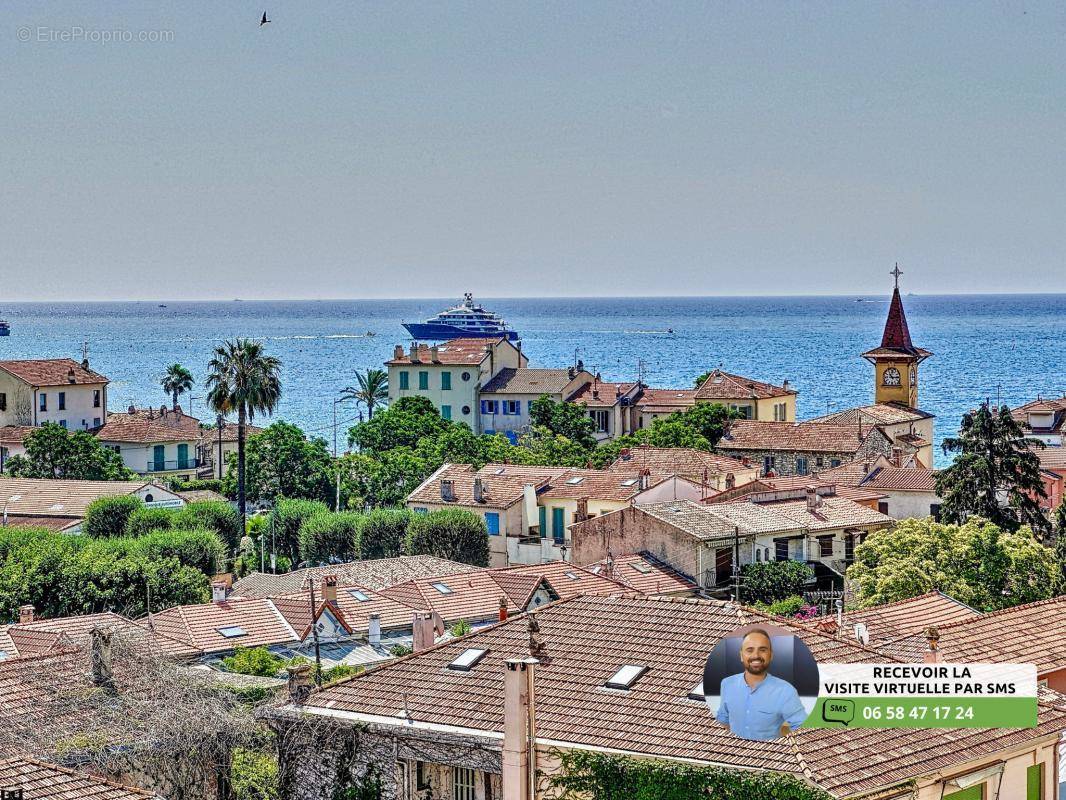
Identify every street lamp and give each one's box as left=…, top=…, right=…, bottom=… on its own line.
left=332, top=396, right=350, bottom=511
left=2, top=495, right=22, bottom=527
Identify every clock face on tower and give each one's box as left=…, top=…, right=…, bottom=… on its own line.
left=883, top=367, right=902, bottom=387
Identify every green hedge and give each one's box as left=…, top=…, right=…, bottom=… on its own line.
left=405, top=508, right=489, bottom=567
left=739, top=561, right=815, bottom=604
left=83, top=495, right=143, bottom=538
left=174, top=501, right=243, bottom=552
left=124, top=506, right=175, bottom=537
left=356, top=508, right=412, bottom=559
left=269, top=499, right=330, bottom=561
left=299, top=512, right=362, bottom=565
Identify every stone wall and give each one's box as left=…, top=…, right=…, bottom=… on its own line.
left=569, top=506, right=699, bottom=583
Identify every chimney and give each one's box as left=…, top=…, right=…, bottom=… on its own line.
left=567, top=366, right=575, bottom=379
left=923, top=626, right=941, bottom=663
left=576, top=359, right=584, bottom=372
left=409, top=342, right=420, bottom=361
left=211, top=582, right=227, bottom=603
left=18, top=605, right=34, bottom=624
left=368, top=613, right=381, bottom=647
left=441, top=479, right=455, bottom=502
left=321, top=575, right=338, bottom=605
left=806, top=485, right=819, bottom=512
left=430, top=345, right=440, bottom=362
left=393, top=344, right=404, bottom=360
left=891, top=446, right=903, bottom=468
left=473, top=476, right=486, bottom=503
left=638, top=468, right=651, bottom=491
left=128, top=405, right=136, bottom=414
left=574, top=497, right=589, bottom=523
left=90, top=628, right=116, bottom=693
left=782, top=379, right=790, bottom=391
left=413, top=611, right=443, bottom=652
left=286, top=662, right=313, bottom=704
left=499, top=597, right=508, bottom=622
left=67, top=367, right=76, bottom=384
left=862, top=460, right=871, bottom=476
left=81, top=358, right=90, bottom=370
left=502, top=658, right=538, bottom=800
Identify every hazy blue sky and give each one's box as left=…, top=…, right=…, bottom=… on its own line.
left=2, top=2, right=1065, bottom=300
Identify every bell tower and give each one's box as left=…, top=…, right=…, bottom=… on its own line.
left=861, top=265, right=932, bottom=408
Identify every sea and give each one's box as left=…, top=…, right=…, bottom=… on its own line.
left=1, top=295, right=1063, bottom=468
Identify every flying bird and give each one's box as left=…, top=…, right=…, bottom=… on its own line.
left=260, top=12, right=270, bottom=26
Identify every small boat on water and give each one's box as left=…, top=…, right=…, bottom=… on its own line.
left=402, top=293, right=518, bottom=341
left=0, top=320, right=9, bottom=336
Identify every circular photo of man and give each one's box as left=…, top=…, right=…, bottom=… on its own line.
left=703, top=624, right=820, bottom=741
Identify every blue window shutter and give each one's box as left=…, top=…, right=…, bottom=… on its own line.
left=480, top=400, right=487, bottom=414
left=485, top=512, right=500, bottom=535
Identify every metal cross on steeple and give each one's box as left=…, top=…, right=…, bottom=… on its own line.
left=890, top=263, right=903, bottom=289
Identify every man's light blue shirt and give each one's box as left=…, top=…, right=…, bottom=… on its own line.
left=715, top=672, right=807, bottom=740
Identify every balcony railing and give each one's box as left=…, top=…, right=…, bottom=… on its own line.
left=145, top=458, right=200, bottom=473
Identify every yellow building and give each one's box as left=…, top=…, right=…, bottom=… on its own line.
left=861, top=267, right=932, bottom=409
left=693, top=369, right=797, bottom=421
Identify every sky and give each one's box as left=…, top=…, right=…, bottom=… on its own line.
left=2, top=1, right=1066, bottom=301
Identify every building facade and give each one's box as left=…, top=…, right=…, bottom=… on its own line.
left=693, top=369, right=797, bottom=421
left=0, top=359, right=108, bottom=431
left=94, top=406, right=203, bottom=480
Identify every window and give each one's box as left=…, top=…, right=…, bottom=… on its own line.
left=564, top=571, right=579, bottom=580
left=58, top=420, right=67, bottom=429
left=686, top=680, right=705, bottom=701
left=731, top=404, right=753, bottom=419
left=0, top=393, right=5, bottom=411
left=795, top=457, right=808, bottom=475
left=909, top=366, right=917, bottom=387
left=590, top=409, right=609, bottom=432
left=762, top=455, right=775, bottom=474
left=930, top=503, right=942, bottom=521
left=93, top=389, right=101, bottom=408
left=461, top=405, right=471, bottom=416
left=878, top=501, right=889, bottom=515
left=217, top=626, right=247, bottom=638
left=398, top=371, right=410, bottom=390
left=480, top=399, right=499, bottom=415
left=453, top=766, right=476, bottom=800
left=415, top=761, right=430, bottom=791
left=461, top=371, right=471, bottom=382
left=447, top=648, right=488, bottom=672
left=441, top=405, right=452, bottom=420
left=348, top=589, right=370, bottom=602
left=775, top=539, right=789, bottom=561
left=93, top=417, right=101, bottom=427
left=551, top=507, right=565, bottom=542
left=39, top=393, right=47, bottom=411
left=431, top=582, right=453, bottom=595
left=818, top=536, right=834, bottom=558
left=1026, top=763, right=1043, bottom=800
left=485, top=512, right=500, bottom=535
left=538, top=505, right=546, bottom=535
left=604, top=664, right=648, bottom=690
left=620, top=478, right=638, bottom=487
left=58, top=392, right=66, bottom=410
left=418, top=371, right=429, bottom=390
left=441, top=371, right=452, bottom=390
left=630, top=561, right=652, bottom=574
left=882, top=367, right=902, bottom=387
left=815, top=457, right=824, bottom=469
left=505, top=400, right=520, bottom=415
left=829, top=459, right=842, bottom=468
left=943, top=786, right=984, bottom=800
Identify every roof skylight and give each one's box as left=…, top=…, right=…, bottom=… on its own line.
left=565, top=476, right=585, bottom=485
left=431, top=582, right=453, bottom=595
left=564, top=571, right=580, bottom=580
left=620, top=478, right=638, bottom=487
left=217, top=626, right=247, bottom=638
left=348, top=589, right=370, bottom=602
left=604, top=664, right=648, bottom=690
left=630, top=561, right=653, bottom=574
left=447, top=647, right=489, bottom=671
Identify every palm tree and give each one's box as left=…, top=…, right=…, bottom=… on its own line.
left=342, top=368, right=389, bottom=419
left=205, top=339, right=282, bottom=531
left=161, top=364, right=195, bottom=411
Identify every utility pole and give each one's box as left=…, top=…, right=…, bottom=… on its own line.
left=332, top=397, right=347, bottom=511
left=308, top=579, right=323, bottom=686
left=216, top=415, right=225, bottom=481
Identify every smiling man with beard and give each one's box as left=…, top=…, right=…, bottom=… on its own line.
left=715, top=628, right=808, bottom=740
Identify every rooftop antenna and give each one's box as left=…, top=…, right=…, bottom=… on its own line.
left=81, top=340, right=90, bottom=365
left=890, top=262, right=903, bottom=290
left=636, top=359, right=647, bottom=388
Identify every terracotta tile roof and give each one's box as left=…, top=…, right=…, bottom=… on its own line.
left=0, top=358, right=109, bottom=387
left=807, top=402, right=933, bottom=426
left=0, top=756, right=160, bottom=799
left=211, top=421, right=266, bottom=443
left=0, top=425, right=36, bottom=447
left=586, top=552, right=698, bottom=595
left=0, top=477, right=159, bottom=518
left=288, top=594, right=1066, bottom=798
left=859, top=285, right=936, bottom=362
left=875, top=595, right=1066, bottom=673
left=718, top=420, right=885, bottom=454
left=693, top=369, right=794, bottom=401
left=231, top=556, right=479, bottom=599
left=0, top=612, right=127, bottom=659
left=1012, top=397, right=1066, bottom=433
left=480, top=368, right=583, bottom=395
left=607, top=447, right=752, bottom=481
left=93, top=407, right=201, bottom=444
left=146, top=597, right=299, bottom=655
left=386, top=338, right=504, bottom=366
left=566, top=381, right=638, bottom=408
left=540, top=468, right=670, bottom=502
left=1034, top=446, right=1066, bottom=473
left=706, top=476, right=886, bottom=505
left=633, top=388, right=697, bottom=412
left=407, top=464, right=550, bottom=509
left=842, top=591, right=980, bottom=644
left=818, top=456, right=938, bottom=492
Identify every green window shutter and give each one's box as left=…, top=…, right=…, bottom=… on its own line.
left=538, top=506, right=546, bottom=535
left=944, top=785, right=985, bottom=800
left=399, top=371, right=409, bottom=390
left=441, top=371, right=451, bottom=390
left=552, top=507, right=565, bottom=542
left=441, top=405, right=451, bottom=420
left=1026, top=763, right=1043, bottom=800
left=418, top=371, right=429, bottom=390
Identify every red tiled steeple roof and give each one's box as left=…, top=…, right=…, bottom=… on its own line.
left=881, top=287, right=915, bottom=351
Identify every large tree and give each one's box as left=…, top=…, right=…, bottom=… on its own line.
left=846, top=516, right=1059, bottom=611
left=529, top=395, right=597, bottom=450
left=342, top=368, right=389, bottom=420
left=161, top=363, right=195, bottom=412
left=5, top=423, right=134, bottom=480
left=223, top=421, right=334, bottom=508
left=935, top=403, right=1048, bottom=534
left=206, top=339, right=282, bottom=531
left=348, top=396, right=449, bottom=455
